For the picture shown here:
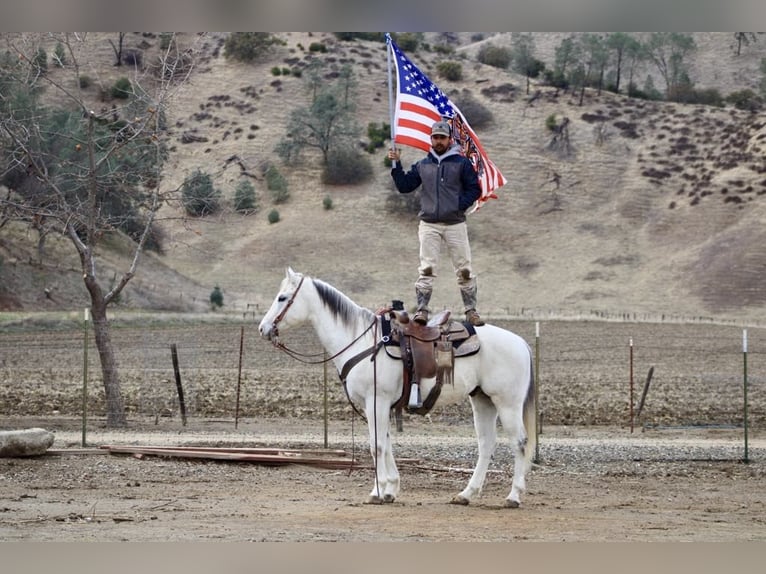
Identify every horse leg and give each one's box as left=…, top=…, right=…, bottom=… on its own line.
left=365, top=399, right=396, bottom=504
left=381, top=427, right=400, bottom=502
left=451, top=390, right=497, bottom=505
left=497, top=406, right=529, bottom=508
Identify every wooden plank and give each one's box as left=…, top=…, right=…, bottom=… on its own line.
left=47, top=448, right=109, bottom=456
left=101, top=445, right=357, bottom=469
left=99, top=445, right=348, bottom=457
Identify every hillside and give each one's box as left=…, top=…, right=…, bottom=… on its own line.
left=2, top=32, right=766, bottom=324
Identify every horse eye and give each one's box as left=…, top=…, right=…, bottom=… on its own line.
left=278, top=295, right=288, bottom=302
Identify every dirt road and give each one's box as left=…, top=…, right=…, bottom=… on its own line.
left=1, top=415, right=764, bottom=542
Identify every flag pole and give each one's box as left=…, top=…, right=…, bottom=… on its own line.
left=386, top=33, right=397, bottom=169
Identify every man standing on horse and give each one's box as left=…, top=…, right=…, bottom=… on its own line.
left=388, top=120, right=485, bottom=327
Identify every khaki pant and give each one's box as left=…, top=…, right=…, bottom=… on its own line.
left=415, top=220, right=476, bottom=294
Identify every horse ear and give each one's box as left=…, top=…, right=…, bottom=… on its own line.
left=286, top=267, right=299, bottom=283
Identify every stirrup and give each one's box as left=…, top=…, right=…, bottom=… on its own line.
left=465, top=309, right=485, bottom=326
left=413, top=310, right=428, bottom=325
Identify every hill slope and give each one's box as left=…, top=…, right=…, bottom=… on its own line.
left=3, top=32, right=766, bottom=324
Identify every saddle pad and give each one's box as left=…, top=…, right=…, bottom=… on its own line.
left=383, top=317, right=480, bottom=360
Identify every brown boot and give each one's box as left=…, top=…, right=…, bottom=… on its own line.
left=414, top=288, right=432, bottom=325
left=465, top=309, right=485, bottom=326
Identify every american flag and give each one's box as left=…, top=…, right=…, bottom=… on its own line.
left=387, top=34, right=506, bottom=210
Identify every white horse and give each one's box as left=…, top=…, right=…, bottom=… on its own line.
left=259, top=267, right=536, bottom=508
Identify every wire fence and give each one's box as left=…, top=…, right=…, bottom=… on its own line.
left=0, top=317, right=763, bottom=429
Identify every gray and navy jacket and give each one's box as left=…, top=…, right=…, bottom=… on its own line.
left=391, top=144, right=481, bottom=225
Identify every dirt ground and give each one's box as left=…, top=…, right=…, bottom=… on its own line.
left=1, top=414, right=764, bottom=542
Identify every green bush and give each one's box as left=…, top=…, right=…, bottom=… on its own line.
left=54, top=42, right=66, bottom=67
left=545, top=114, right=559, bottom=132
left=366, top=121, right=390, bottom=153
left=224, top=32, right=284, bottom=63
left=437, top=61, right=463, bottom=81
left=79, top=75, right=92, bottom=89
left=321, top=148, right=373, bottom=185
left=181, top=169, right=221, bottom=216
left=308, top=42, right=327, bottom=53
left=477, top=44, right=511, bottom=69
left=271, top=66, right=282, bottom=76
left=111, top=77, right=132, bottom=99
left=726, top=89, right=763, bottom=111
left=544, top=69, right=569, bottom=90
left=323, top=195, right=333, bottom=210
left=210, top=285, right=224, bottom=309
left=392, top=33, right=421, bottom=53
left=265, top=166, right=289, bottom=204
left=159, top=33, right=174, bottom=51
left=268, top=209, right=280, bottom=224
left=433, top=44, right=456, bottom=56
left=33, top=48, right=47, bottom=73
left=234, top=179, right=258, bottom=213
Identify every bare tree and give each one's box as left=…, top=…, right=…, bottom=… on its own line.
left=108, top=32, right=126, bottom=66
left=733, top=32, right=760, bottom=56
left=643, top=32, right=696, bottom=98
left=0, top=32, right=200, bottom=427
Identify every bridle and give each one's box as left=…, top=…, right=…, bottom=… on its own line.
left=269, top=275, right=305, bottom=341
left=268, top=275, right=379, bottom=366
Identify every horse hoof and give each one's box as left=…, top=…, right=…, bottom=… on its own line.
left=366, top=496, right=384, bottom=505
left=383, top=494, right=396, bottom=503
left=504, top=499, right=520, bottom=509
left=450, top=495, right=470, bottom=506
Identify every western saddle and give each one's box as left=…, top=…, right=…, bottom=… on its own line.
left=381, top=306, right=480, bottom=415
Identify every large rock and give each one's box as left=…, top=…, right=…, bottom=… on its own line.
left=0, top=428, right=55, bottom=457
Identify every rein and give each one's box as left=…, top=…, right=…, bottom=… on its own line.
left=273, top=318, right=378, bottom=365
left=269, top=275, right=379, bottom=366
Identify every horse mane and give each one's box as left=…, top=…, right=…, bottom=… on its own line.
left=311, top=278, right=374, bottom=327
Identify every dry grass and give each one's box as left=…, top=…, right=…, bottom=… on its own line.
left=3, top=32, right=766, bottom=325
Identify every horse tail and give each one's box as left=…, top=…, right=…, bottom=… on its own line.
left=522, top=348, right=537, bottom=470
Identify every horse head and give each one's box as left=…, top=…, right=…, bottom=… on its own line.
left=258, top=267, right=307, bottom=340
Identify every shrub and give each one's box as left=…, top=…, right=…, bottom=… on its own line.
left=323, top=195, right=333, bottom=210
left=159, top=33, right=174, bottom=51
left=224, top=32, right=284, bottom=63
left=79, top=75, right=92, bottom=89
left=321, top=148, right=373, bottom=185
left=545, top=114, right=559, bottom=132
left=53, top=42, right=66, bottom=67
left=726, top=89, right=763, bottom=111
left=392, top=33, right=421, bottom=53
left=454, top=93, right=492, bottom=129
left=433, top=44, right=455, bottom=56
left=437, top=61, right=463, bottom=81
left=111, top=77, right=132, bottom=99
left=210, top=285, right=224, bottom=309
left=32, top=48, right=47, bottom=74
left=366, top=121, right=390, bottom=152
left=271, top=66, right=282, bottom=76
left=181, top=169, right=221, bottom=216
left=234, top=179, right=258, bottom=214
left=308, top=42, right=327, bottom=53
left=122, top=49, right=143, bottom=68
left=268, top=209, right=280, bottom=224
left=265, top=166, right=289, bottom=204
left=543, top=69, right=569, bottom=90
left=477, top=44, right=511, bottom=69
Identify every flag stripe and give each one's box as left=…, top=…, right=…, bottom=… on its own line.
left=387, top=33, right=506, bottom=211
